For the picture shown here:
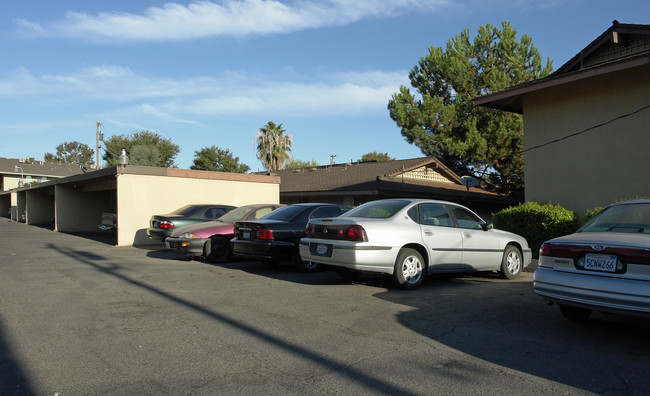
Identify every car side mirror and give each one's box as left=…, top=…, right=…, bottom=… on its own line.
left=481, top=222, right=493, bottom=231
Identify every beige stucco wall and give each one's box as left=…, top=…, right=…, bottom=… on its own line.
left=523, top=64, right=650, bottom=218
left=116, top=173, right=280, bottom=246
left=3, top=176, right=21, bottom=191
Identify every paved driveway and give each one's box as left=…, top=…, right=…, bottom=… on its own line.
left=1, top=219, right=649, bottom=395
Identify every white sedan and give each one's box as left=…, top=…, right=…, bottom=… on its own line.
left=299, top=198, right=532, bottom=289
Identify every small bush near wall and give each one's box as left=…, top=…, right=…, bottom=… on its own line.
left=493, top=202, right=578, bottom=258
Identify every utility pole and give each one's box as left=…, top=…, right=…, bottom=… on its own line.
left=96, top=122, right=102, bottom=169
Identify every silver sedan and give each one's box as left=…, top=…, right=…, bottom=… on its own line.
left=534, top=199, right=650, bottom=321
left=299, top=198, right=532, bottom=290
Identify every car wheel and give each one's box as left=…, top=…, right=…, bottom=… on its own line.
left=205, top=237, right=231, bottom=263
left=392, top=248, right=424, bottom=290
left=500, top=245, right=522, bottom=279
left=559, top=304, right=592, bottom=322
left=293, top=252, right=319, bottom=272
left=335, top=268, right=361, bottom=281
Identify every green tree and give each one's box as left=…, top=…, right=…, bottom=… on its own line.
left=44, top=141, right=95, bottom=166
left=255, top=121, right=292, bottom=171
left=129, top=145, right=161, bottom=166
left=360, top=151, right=394, bottom=162
left=102, top=130, right=180, bottom=167
left=285, top=158, right=318, bottom=169
left=388, top=21, right=553, bottom=194
left=191, top=146, right=250, bottom=173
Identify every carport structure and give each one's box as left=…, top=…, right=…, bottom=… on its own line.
left=1, top=166, right=280, bottom=246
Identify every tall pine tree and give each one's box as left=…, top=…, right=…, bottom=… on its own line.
left=388, top=22, right=553, bottom=195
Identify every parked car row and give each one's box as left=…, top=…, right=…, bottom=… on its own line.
left=165, top=204, right=285, bottom=263
left=147, top=198, right=650, bottom=322
left=153, top=199, right=533, bottom=288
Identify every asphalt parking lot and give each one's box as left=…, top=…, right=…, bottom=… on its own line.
left=1, top=219, right=649, bottom=395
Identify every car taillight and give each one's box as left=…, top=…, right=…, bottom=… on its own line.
left=345, top=225, right=367, bottom=242
left=539, top=242, right=550, bottom=256
left=256, top=229, right=274, bottom=240
left=306, top=224, right=315, bottom=237
left=159, top=221, right=174, bottom=229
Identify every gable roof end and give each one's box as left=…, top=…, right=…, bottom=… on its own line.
left=473, top=21, right=650, bottom=113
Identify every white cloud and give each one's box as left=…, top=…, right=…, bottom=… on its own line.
left=0, top=65, right=407, bottom=118
left=152, top=70, right=409, bottom=117
left=15, top=0, right=450, bottom=41
left=0, top=65, right=408, bottom=125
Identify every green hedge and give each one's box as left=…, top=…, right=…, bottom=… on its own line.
left=493, top=202, right=578, bottom=258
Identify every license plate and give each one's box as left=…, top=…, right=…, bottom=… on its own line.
left=316, top=244, right=328, bottom=255
left=165, top=241, right=171, bottom=249
left=584, top=253, right=617, bottom=272
left=242, top=230, right=250, bottom=240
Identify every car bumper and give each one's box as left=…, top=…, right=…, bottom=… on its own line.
left=146, top=228, right=171, bottom=241
left=165, top=237, right=207, bottom=256
left=299, top=239, right=397, bottom=274
left=231, top=239, right=296, bottom=260
left=533, top=266, right=650, bottom=317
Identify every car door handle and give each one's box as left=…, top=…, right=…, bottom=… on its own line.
left=423, top=229, right=433, bottom=236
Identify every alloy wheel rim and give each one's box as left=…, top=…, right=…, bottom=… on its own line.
left=507, top=251, right=521, bottom=274
left=402, top=256, right=422, bottom=284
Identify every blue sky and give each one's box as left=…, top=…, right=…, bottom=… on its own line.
left=1, top=1, right=648, bottom=171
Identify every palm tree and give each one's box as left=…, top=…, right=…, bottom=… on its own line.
left=255, top=121, right=293, bottom=171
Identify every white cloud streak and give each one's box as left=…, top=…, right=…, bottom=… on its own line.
left=15, top=0, right=450, bottom=41
left=0, top=65, right=408, bottom=119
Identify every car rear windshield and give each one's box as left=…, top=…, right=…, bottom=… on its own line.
left=170, top=205, right=198, bottom=215
left=260, top=205, right=306, bottom=221
left=342, top=200, right=409, bottom=218
left=218, top=205, right=256, bottom=223
left=579, top=203, right=650, bottom=233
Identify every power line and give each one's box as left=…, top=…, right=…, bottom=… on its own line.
left=522, top=104, right=650, bottom=154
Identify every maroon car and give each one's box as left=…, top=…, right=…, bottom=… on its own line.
left=165, top=204, right=284, bottom=263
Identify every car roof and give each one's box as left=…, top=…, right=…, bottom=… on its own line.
left=289, top=203, right=343, bottom=207
left=610, top=199, right=650, bottom=206
left=365, top=198, right=459, bottom=205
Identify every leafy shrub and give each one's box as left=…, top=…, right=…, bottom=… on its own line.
left=493, top=202, right=578, bottom=258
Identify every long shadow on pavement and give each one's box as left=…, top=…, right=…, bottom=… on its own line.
left=47, top=243, right=417, bottom=395
left=0, top=317, right=34, bottom=395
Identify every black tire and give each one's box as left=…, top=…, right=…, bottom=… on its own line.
left=500, top=245, right=522, bottom=279
left=392, top=248, right=425, bottom=290
left=559, top=304, right=592, bottom=322
left=335, top=268, right=362, bottom=281
left=293, top=251, right=319, bottom=272
left=205, top=237, right=231, bottom=263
